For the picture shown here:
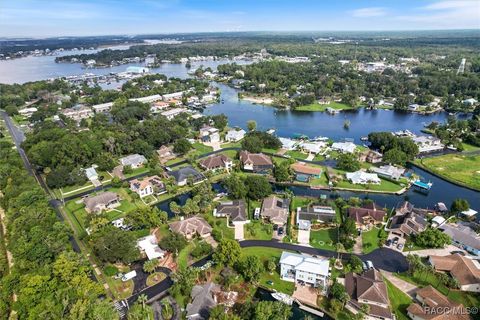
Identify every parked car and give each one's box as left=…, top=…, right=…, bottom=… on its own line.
left=450, top=250, right=465, bottom=256
left=362, top=262, right=368, bottom=271
left=121, top=270, right=137, bottom=282
left=393, top=237, right=399, bottom=245
left=278, top=227, right=284, bottom=235
left=366, top=261, right=374, bottom=269
left=273, top=224, right=279, bottom=231
left=386, top=239, right=392, bottom=247
left=397, top=243, right=404, bottom=250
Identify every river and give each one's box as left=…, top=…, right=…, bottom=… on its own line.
left=1, top=51, right=478, bottom=211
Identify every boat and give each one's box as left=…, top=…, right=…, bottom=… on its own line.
left=271, top=292, right=294, bottom=305
left=360, top=136, right=368, bottom=141
left=413, top=180, right=433, bottom=191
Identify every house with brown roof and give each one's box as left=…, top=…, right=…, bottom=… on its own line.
left=428, top=254, right=480, bottom=292
left=169, top=216, right=213, bottom=240
left=389, top=201, right=428, bottom=238
left=345, top=269, right=394, bottom=320
left=157, top=145, right=176, bottom=163
left=130, top=175, right=166, bottom=198
left=261, top=196, right=290, bottom=226
left=213, top=200, right=247, bottom=223
left=199, top=154, right=233, bottom=171
left=291, top=162, right=323, bottom=182
left=407, top=285, right=469, bottom=320
left=239, top=151, right=273, bottom=174
left=348, top=203, right=387, bottom=229
left=83, top=192, right=120, bottom=214
left=358, top=149, right=383, bottom=163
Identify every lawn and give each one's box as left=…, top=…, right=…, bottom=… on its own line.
left=310, top=172, right=329, bottom=187
left=295, top=102, right=354, bottom=112
left=290, top=196, right=312, bottom=210
left=361, top=228, right=381, bottom=254
left=384, top=278, right=412, bottom=320
left=241, top=247, right=295, bottom=295
left=146, top=272, right=167, bottom=287
left=204, top=215, right=234, bottom=240
left=285, top=150, right=308, bottom=160
left=244, top=221, right=272, bottom=240
left=219, top=149, right=238, bottom=159
left=177, top=241, right=196, bottom=269
left=192, top=143, right=214, bottom=156
left=461, top=143, right=480, bottom=152
left=416, top=154, right=480, bottom=190
left=105, top=265, right=134, bottom=300
left=221, top=142, right=242, bottom=148
left=124, top=166, right=150, bottom=179
left=334, top=168, right=405, bottom=193
left=310, top=228, right=337, bottom=251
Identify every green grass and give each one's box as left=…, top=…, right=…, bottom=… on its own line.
left=310, top=171, right=329, bottom=186
left=221, top=142, right=241, bottom=148
left=310, top=228, right=337, bottom=251
left=416, top=154, right=480, bottom=190
left=291, top=196, right=312, bottom=210
left=241, top=247, right=295, bottom=295
left=191, top=143, right=214, bottom=156
left=219, top=149, right=238, bottom=159
left=285, top=150, right=308, bottom=160
left=295, top=102, right=354, bottom=112
left=361, top=228, right=381, bottom=254
left=335, top=168, right=404, bottom=192
left=177, top=241, right=195, bottom=269
left=261, top=148, right=280, bottom=154
left=123, top=166, right=150, bottom=179
left=104, top=265, right=134, bottom=300
left=244, top=221, right=272, bottom=240
left=462, top=143, right=480, bottom=152
left=204, top=215, right=234, bottom=240
left=385, top=278, right=412, bottom=320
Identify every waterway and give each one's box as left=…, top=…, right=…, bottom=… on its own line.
left=1, top=51, right=478, bottom=211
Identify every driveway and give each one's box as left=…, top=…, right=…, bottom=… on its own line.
left=234, top=223, right=245, bottom=240
left=297, top=229, right=310, bottom=245
left=381, top=270, right=418, bottom=298
left=385, top=232, right=406, bottom=252
left=404, top=245, right=463, bottom=257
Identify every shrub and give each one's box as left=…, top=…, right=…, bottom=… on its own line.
left=104, top=264, right=119, bottom=277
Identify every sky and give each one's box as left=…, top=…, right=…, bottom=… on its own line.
left=0, top=0, right=479, bottom=38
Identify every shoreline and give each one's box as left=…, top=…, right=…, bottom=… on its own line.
left=240, top=95, right=274, bottom=105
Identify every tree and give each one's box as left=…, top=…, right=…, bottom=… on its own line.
left=330, top=281, right=349, bottom=306
left=125, top=207, right=162, bottom=229
left=238, top=255, right=264, bottom=283
left=159, top=232, right=187, bottom=255
left=91, top=226, right=138, bottom=264
left=171, top=267, right=198, bottom=297
left=143, top=259, right=158, bottom=274
left=349, top=255, right=363, bottom=273
left=406, top=254, right=422, bottom=276
left=414, top=228, right=451, bottom=248
left=266, top=259, right=276, bottom=274
left=244, top=175, right=272, bottom=200
left=173, top=138, right=192, bottom=155
left=450, top=198, right=469, bottom=214
left=383, top=148, right=408, bottom=166
left=336, top=153, right=361, bottom=172
left=252, top=301, right=292, bottom=320
left=223, top=173, right=248, bottom=199
left=274, top=162, right=291, bottom=182
left=241, top=134, right=263, bottom=153
left=247, top=120, right=257, bottom=132
left=128, top=294, right=153, bottom=320
left=213, top=239, right=241, bottom=267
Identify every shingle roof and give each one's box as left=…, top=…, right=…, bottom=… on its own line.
left=215, top=200, right=247, bottom=222
left=430, top=254, right=480, bottom=286
left=186, top=282, right=219, bottom=319
left=167, top=166, right=205, bottom=184
left=261, top=196, right=290, bottom=225
left=291, top=162, right=323, bottom=175
left=83, top=192, right=118, bottom=212
left=199, top=154, right=231, bottom=170
left=120, top=154, right=146, bottom=166
left=169, top=216, right=212, bottom=237
left=239, top=151, right=272, bottom=166
left=347, top=204, right=386, bottom=224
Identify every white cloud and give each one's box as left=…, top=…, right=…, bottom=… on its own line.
left=421, top=0, right=477, bottom=10
left=351, top=7, right=387, bottom=18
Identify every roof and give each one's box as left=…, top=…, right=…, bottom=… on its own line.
left=291, top=162, right=323, bottom=175
left=279, top=137, right=297, bottom=150
left=226, top=129, right=246, bottom=139
left=331, top=142, right=357, bottom=153
left=169, top=216, right=212, bottom=237
left=157, top=145, right=174, bottom=158
left=120, top=154, right=146, bottom=167
left=261, top=196, right=290, bottom=225
left=186, top=282, right=219, bottom=320
left=199, top=154, right=232, bottom=170
left=167, top=166, right=205, bottom=183
left=83, top=192, right=118, bottom=212
left=85, top=167, right=98, bottom=179
left=215, top=200, right=247, bottom=222
left=239, top=151, right=273, bottom=166
left=461, top=208, right=478, bottom=217
left=429, top=254, right=480, bottom=286
left=297, top=205, right=336, bottom=223
left=432, top=216, right=446, bottom=226
left=137, top=235, right=165, bottom=260
left=280, top=252, right=330, bottom=276
left=439, top=224, right=480, bottom=250
left=390, top=211, right=428, bottom=236
left=346, top=171, right=381, bottom=184
left=370, top=165, right=405, bottom=179
left=348, top=204, right=386, bottom=224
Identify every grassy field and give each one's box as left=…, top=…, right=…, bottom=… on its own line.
left=462, top=143, right=480, bottom=152
left=361, top=228, right=381, bottom=254
left=104, top=265, right=134, bottom=300
left=416, top=154, right=480, bottom=190
left=285, top=150, right=308, bottom=160
left=241, top=247, right=295, bottom=295
left=310, top=228, right=337, bottom=251
left=385, top=279, right=412, bottom=320
left=244, top=221, right=272, bottom=240
left=295, top=102, right=354, bottom=112
left=192, top=143, right=214, bottom=156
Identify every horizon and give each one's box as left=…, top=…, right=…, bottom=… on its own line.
left=1, top=0, right=479, bottom=38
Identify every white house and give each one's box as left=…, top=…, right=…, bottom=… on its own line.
left=161, top=108, right=188, bottom=120
left=18, top=107, right=38, bottom=117
left=280, top=252, right=330, bottom=293
left=370, top=165, right=405, bottom=181
left=463, top=98, right=478, bottom=106
left=92, top=102, right=113, bottom=113
left=412, top=135, right=444, bottom=153
left=299, top=141, right=327, bottom=154
left=199, top=125, right=220, bottom=143
left=130, top=179, right=153, bottom=198
left=137, top=235, right=165, bottom=260
left=279, top=137, right=298, bottom=151
left=331, top=142, right=357, bottom=154
left=346, top=171, right=381, bottom=185
left=119, top=154, right=147, bottom=169
left=225, top=129, right=246, bottom=142
left=85, top=166, right=98, bottom=181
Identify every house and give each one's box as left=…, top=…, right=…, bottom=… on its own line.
left=326, top=167, right=342, bottom=183
left=150, top=101, right=170, bottom=113
left=199, top=154, right=233, bottom=171
left=167, top=166, right=205, bottom=186
left=428, top=254, right=480, bottom=292
left=92, top=102, right=113, bottom=113
left=18, top=107, right=38, bottom=117
left=162, top=91, right=185, bottom=101
left=279, top=137, right=298, bottom=150
left=61, top=105, right=94, bottom=122
left=199, top=125, right=220, bottom=143
left=460, top=208, right=478, bottom=219
left=331, top=142, right=357, bottom=154
left=370, top=165, right=405, bottom=181
left=130, top=94, right=162, bottom=104
left=358, top=150, right=383, bottom=163
left=137, top=235, right=165, bottom=260
left=438, top=224, right=480, bottom=256
left=412, top=135, right=444, bottom=153
left=326, top=107, right=340, bottom=114
left=280, top=252, right=330, bottom=292
left=239, top=151, right=273, bottom=173
left=408, top=103, right=420, bottom=111
left=161, top=107, right=187, bottom=120
left=83, top=192, right=120, bottom=214
left=119, top=154, right=147, bottom=169
left=85, top=166, right=98, bottom=181
left=348, top=203, right=387, bottom=228
left=296, top=205, right=336, bottom=230
left=462, top=98, right=478, bottom=106
left=345, top=269, right=394, bottom=320
left=389, top=202, right=428, bottom=237
left=299, top=141, right=327, bottom=154
left=186, top=282, right=220, bottom=320
left=225, top=129, right=246, bottom=142
left=291, top=162, right=323, bottom=182
left=431, top=215, right=446, bottom=228
left=346, top=171, right=381, bottom=185
left=130, top=175, right=166, bottom=198
left=169, top=216, right=213, bottom=240
left=213, top=200, right=247, bottom=222
left=261, top=196, right=290, bottom=226
left=156, top=145, right=176, bottom=163
left=407, top=285, right=469, bottom=320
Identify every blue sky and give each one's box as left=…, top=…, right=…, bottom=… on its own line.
left=1, top=0, right=479, bottom=37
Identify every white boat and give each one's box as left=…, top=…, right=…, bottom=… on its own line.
left=271, top=292, right=294, bottom=305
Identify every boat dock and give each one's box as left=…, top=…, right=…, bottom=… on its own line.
left=413, top=180, right=433, bottom=190
left=294, top=299, right=325, bottom=317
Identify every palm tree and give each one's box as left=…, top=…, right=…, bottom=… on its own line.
left=137, top=294, right=148, bottom=310
left=143, top=259, right=158, bottom=274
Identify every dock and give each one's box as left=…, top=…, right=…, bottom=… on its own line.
left=294, top=299, right=325, bottom=317
left=413, top=180, right=433, bottom=190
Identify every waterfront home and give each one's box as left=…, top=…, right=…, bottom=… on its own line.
left=261, top=196, right=290, bottom=226
left=460, top=208, right=478, bottom=220
left=408, top=103, right=420, bottom=111
left=463, top=98, right=478, bottom=106
left=344, top=269, right=394, bottom=320
left=225, top=128, right=246, bottom=142
left=389, top=204, right=428, bottom=238
left=119, top=154, right=147, bottom=169
left=18, top=107, right=38, bottom=117
left=370, top=164, right=405, bottom=181
left=84, top=166, right=98, bottom=181
left=213, top=200, right=247, bottom=223
left=279, top=252, right=330, bottom=292
left=162, top=91, right=185, bottom=101
left=331, top=141, right=357, bottom=154
left=299, top=141, right=327, bottom=154
left=438, top=224, right=480, bottom=256
left=326, top=107, right=339, bottom=114
left=137, top=235, right=165, bottom=260
left=239, top=151, right=273, bottom=173
left=296, top=205, right=336, bottom=230
left=61, top=105, right=94, bottom=122
left=167, top=166, right=205, bottom=186
left=412, top=135, right=444, bottom=153
left=169, top=216, right=212, bottom=240
left=186, top=282, right=220, bottom=320
left=199, top=125, right=220, bottom=143
left=156, top=145, right=176, bottom=163
left=428, top=254, right=480, bottom=292
left=130, top=175, right=166, bottom=198
left=431, top=215, right=446, bottom=228
left=83, top=191, right=120, bottom=214
left=150, top=101, right=170, bottom=114
left=407, top=285, right=469, bottom=320
left=346, top=170, right=381, bottom=185
left=358, top=149, right=383, bottom=163
left=348, top=203, right=387, bottom=229
left=161, top=107, right=188, bottom=120
left=326, top=167, right=342, bottom=183
left=199, top=154, right=233, bottom=171
left=279, top=137, right=298, bottom=150
left=291, top=162, right=323, bottom=182
left=92, top=102, right=113, bottom=113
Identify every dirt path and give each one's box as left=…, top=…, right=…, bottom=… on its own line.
left=352, top=236, right=363, bottom=254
